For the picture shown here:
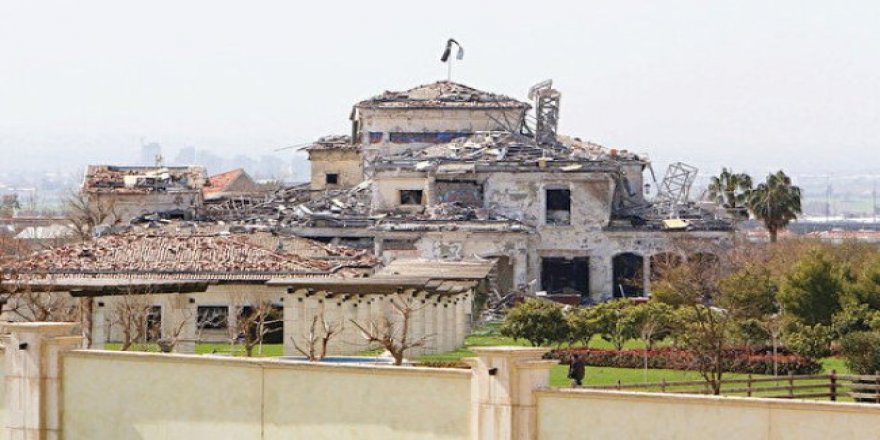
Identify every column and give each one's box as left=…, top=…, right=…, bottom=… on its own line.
left=168, top=294, right=197, bottom=354
left=5, top=322, right=83, bottom=440
left=466, top=347, right=556, bottom=440
left=91, top=301, right=106, bottom=350
left=435, top=298, right=447, bottom=353
left=642, top=256, right=652, bottom=297
left=424, top=297, right=437, bottom=354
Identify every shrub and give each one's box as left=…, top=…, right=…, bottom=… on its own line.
left=546, top=347, right=821, bottom=376
left=839, top=331, right=880, bottom=375
left=500, top=299, right=569, bottom=347
left=784, top=321, right=833, bottom=359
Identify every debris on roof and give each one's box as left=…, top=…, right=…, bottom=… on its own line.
left=375, top=131, right=643, bottom=167
left=83, top=165, right=207, bottom=194
left=9, top=228, right=378, bottom=279
left=301, top=135, right=359, bottom=152
left=355, top=81, right=530, bottom=110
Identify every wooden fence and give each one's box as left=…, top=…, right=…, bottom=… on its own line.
left=586, top=371, right=880, bottom=402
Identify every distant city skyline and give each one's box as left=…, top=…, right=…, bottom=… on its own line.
left=1, top=0, right=878, bottom=189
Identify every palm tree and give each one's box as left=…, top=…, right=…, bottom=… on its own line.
left=707, top=168, right=753, bottom=218
left=747, top=170, right=802, bottom=243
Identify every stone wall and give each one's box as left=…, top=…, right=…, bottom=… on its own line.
left=308, top=149, right=363, bottom=190
left=536, top=388, right=880, bottom=440
left=61, top=350, right=471, bottom=440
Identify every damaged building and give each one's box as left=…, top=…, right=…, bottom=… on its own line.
left=4, top=222, right=490, bottom=356
left=82, top=165, right=208, bottom=222
left=272, top=80, right=734, bottom=303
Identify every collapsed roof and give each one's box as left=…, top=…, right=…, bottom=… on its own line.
left=83, top=165, right=207, bottom=194
left=354, top=81, right=530, bottom=110
left=301, top=135, right=358, bottom=152
left=374, top=131, right=644, bottom=168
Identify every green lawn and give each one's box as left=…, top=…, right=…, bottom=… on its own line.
left=103, top=342, right=285, bottom=357
left=416, top=325, right=851, bottom=388
left=102, top=327, right=852, bottom=393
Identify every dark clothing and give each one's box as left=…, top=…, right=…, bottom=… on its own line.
left=568, top=358, right=586, bottom=386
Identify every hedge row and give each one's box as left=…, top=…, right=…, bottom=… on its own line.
left=546, top=347, right=822, bottom=376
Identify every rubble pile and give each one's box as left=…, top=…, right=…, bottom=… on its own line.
left=84, top=165, right=206, bottom=194
left=356, top=81, right=529, bottom=109
left=386, top=131, right=642, bottom=164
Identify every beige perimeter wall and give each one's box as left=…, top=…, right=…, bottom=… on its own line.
left=62, top=350, right=470, bottom=440
left=537, top=388, right=880, bottom=440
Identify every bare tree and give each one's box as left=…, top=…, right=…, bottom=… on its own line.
left=349, top=293, right=431, bottom=366
left=64, top=191, right=118, bottom=241
left=227, top=293, right=282, bottom=357
left=107, top=291, right=155, bottom=351
left=290, top=305, right=343, bottom=361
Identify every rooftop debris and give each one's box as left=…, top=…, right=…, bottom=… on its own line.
left=301, top=135, right=358, bottom=151
left=376, top=131, right=643, bottom=165
left=8, top=227, right=378, bottom=279
left=355, top=81, right=530, bottom=110
left=83, top=165, right=207, bottom=194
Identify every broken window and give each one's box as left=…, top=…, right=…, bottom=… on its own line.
left=613, top=253, right=644, bottom=298
left=546, top=189, right=571, bottom=225
left=197, top=306, right=228, bottom=330
left=399, top=190, right=424, bottom=206
left=541, top=257, right=589, bottom=297
left=325, top=173, right=339, bottom=185
left=389, top=131, right=471, bottom=144
left=435, top=180, right=483, bottom=207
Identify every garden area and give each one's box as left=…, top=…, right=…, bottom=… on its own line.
left=472, top=239, right=880, bottom=395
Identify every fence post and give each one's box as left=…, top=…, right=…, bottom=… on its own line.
left=466, top=347, right=556, bottom=440
left=616, top=380, right=621, bottom=391
left=874, top=371, right=880, bottom=403
left=747, top=374, right=753, bottom=397
left=4, top=322, right=82, bottom=440
left=830, top=370, right=837, bottom=402
left=788, top=372, right=794, bottom=398
left=661, top=379, right=667, bottom=393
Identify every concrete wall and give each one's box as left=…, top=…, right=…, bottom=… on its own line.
left=61, top=350, right=470, bottom=440
left=357, top=108, right=525, bottom=157
left=536, top=388, right=880, bottom=440
left=89, top=191, right=202, bottom=223
left=308, top=149, right=363, bottom=190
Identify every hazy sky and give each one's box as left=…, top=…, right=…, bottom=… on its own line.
left=1, top=0, right=878, bottom=178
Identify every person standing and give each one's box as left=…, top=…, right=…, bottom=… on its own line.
left=568, top=353, right=586, bottom=387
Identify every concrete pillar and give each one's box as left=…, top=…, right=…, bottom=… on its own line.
left=5, top=322, right=83, bottom=440
left=409, top=292, right=425, bottom=357
left=642, top=256, right=652, bottom=297
left=466, top=347, right=555, bottom=440
left=424, top=298, right=437, bottom=354
left=91, top=301, right=106, bottom=350
left=167, top=294, right=196, bottom=354
left=435, top=299, right=447, bottom=353
left=589, top=255, right=613, bottom=302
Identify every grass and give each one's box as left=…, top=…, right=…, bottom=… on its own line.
left=103, top=342, right=285, bottom=357
left=102, top=327, right=854, bottom=393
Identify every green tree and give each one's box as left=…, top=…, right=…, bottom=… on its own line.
left=587, top=299, right=636, bottom=350
left=673, top=305, right=737, bottom=395
left=844, top=256, right=880, bottom=310
left=626, top=301, right=677, bottom=350
left=831, top=303, right=879, bottom=339
left=707, top=168, right=753, bottom=218
left=747, top=170, right=802, bottom=243
left=778, top=250, right=845, bottom=325
left=565, top=307, right=597, bottom=347
left=717, top=264, right=778, bottom=319
left=500, top=299, right=570, bottom=347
